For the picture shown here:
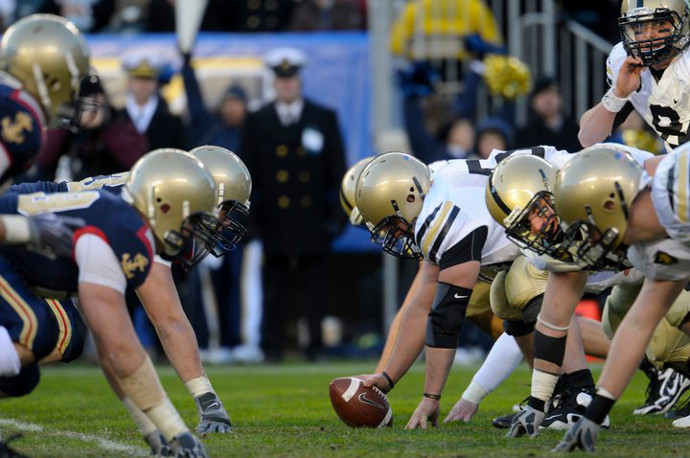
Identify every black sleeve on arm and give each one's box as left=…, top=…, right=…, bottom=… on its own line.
left=611, top=102, right=635, bottom=132
left=438, top=226, right=488, bottom=270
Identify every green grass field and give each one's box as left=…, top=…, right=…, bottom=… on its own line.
left=0, top=361, right=686, bottom=457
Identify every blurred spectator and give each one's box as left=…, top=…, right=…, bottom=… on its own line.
left=180, top=50, right=253, bottom=363
left=390, top=0, right=502, bottom=62
left=241, top=47, right=346, bottom=362
left=475, top=117, right=511, bottom=159
left=145, top=0, right=242, bottom=32
left=39, top=0, right=115, bottom=32
left=122, top=53, right=185, bottom=150
left=514, top=76, right=581, bottom=152
left=288, top=0, right=365, bottom=31
left=34, top=79, right=148, bottom=181
left=182, top=53, right=248, bottom=150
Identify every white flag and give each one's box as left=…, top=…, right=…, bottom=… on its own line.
left=176, top=0, right=209, bottom=54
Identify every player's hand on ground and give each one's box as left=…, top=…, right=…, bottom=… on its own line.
left=143, top=430, right=172, bottom=456
left=405, top=397, right=440, bottom=430
left=506, top=406, right=544, bottom=438
left=169, top=432, right=207, bottom=458
left=443, top=397, right=478, bottom=423
left=27, top=214, right=83, bottom=259
left=358, top=373, right=392, bottom=393
left=552, top=417, right=600, bottom=453
left=195, top=392, right=232, bottom=434
left=614, top=55, right=645, bottom=98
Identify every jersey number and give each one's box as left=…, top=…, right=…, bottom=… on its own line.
left=649, top=104, right=690, bottom=146
left=17, top=191, right=100, bottom=215
left=466, top=147, right=546, bottom=175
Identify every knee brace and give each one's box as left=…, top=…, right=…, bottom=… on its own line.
left=425, top=283, right=471, bottom=349
left=533, top=329, right=567, bottom=366
left=0, top=363, right=40, bottom=397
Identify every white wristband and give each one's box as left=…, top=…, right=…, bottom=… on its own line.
left=0, top=215, right=31, bottom=244
left=461, top=380, right=490, bottom=404
left=601, top=88, right=629, bottom=113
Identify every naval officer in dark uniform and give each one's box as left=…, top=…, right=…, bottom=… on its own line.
left=240, top=47, right=346, bottom=362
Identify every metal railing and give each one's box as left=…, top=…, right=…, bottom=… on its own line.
left=369, top=0, right=614, bottom=331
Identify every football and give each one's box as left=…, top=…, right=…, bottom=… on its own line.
left=329, top=377, right=393, bottom=428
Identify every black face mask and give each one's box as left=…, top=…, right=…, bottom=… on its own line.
left=369, top=216, right=422, bottom=260
left=57, top=72, right=102, bottom=133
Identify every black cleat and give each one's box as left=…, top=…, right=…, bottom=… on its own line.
left=634, top=366, right=690, bottom=415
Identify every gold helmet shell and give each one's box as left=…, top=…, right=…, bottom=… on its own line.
left=0, top=14, right=91, bottom=128
left=554, top=145, right=646, bottom=268
left=189, top=145, right=252, bottom=252
left=619, top=0, right=690, bottom=66
left=189, top=145, right=252, bottom=209
left=486, top=154, right=562, bottom=257
left=340, top=157, right=372, bottom=227
left=355, top=152, right=430, bottom=259
left=124, top=148, right=217, bottom=261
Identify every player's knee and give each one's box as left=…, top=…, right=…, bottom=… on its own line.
left=0, top=363, right=40, bottom=397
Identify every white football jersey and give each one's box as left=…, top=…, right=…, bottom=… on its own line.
left=632, top=145, right=690, bottom=280
left=415, top=159, right=520, bottom=266
left=607, top=43, right=690, bottom=149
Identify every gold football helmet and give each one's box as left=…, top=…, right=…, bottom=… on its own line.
left=340, top=157, right=372, bottom=227
left=189, top=145, right=252, bottom=253
left=486, top=154, right=565, bottom=258
left=355, top=152, right=430, bottom=259
left=0, top=14, right=92, bottom=129
left=554, top=145, right=646, bottom=268
left=619, top=0, right=690, bottom=66
left=124, top=148, right=218, bottom=267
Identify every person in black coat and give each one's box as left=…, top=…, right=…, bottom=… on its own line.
left=121, top=55, right=185, bottom=152
left=514, top=76, right=581, bottom=152
left=240, top=47, right=346, bottom=362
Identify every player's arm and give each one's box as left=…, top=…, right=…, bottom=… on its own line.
left=405, top=260, right=481, bottom=430
left=579, top=55, right=644, bottom=147
left=8, top=181, right=68, bottom=194
left=374, top=260, right=424, bottom=373
left=0, top=211, right=76, bottom=257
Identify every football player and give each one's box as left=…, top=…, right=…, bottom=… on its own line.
left=553, top=145, right=690, bottom=451
left=8, top=146, right=251, bottom=448
left=579, top=0, right=690, bottom=150
left=349, top=150, right=611, bottom=430
left=0, top=14, right=92, bottom=187
left=0, top=150, right=218, bottom=456
left=486, top=151, right=690, bottom=434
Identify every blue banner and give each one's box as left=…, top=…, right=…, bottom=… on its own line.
left=86, top=32, right=377, bottom=252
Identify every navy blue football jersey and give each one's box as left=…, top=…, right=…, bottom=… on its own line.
left=0, top=189, right=154, bottom=295
left=0, top=73, right=45, bottom=185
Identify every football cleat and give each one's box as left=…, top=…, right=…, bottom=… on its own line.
left=672, top=412, right=690, bottom=428
left=144, top=430, right=172, bottom=456
left=506, top=406, right=545, bottom=438
left=664, top=395, right=690, bottom=420
left=169, top=432, right=207, bottom=458
left=492, top=412, right=516, bottom=429
left=541, top=391, right=610, bottom=430
left=552, top=417, right=600, bottom=453
left=633, top=366, right=690, bottom=415
left=195, top=392, right=232, bottom=434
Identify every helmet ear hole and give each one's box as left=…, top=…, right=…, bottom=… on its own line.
left=603, top=200, right=616, bottom=212
left=407, top=194, right=415, bottom=203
